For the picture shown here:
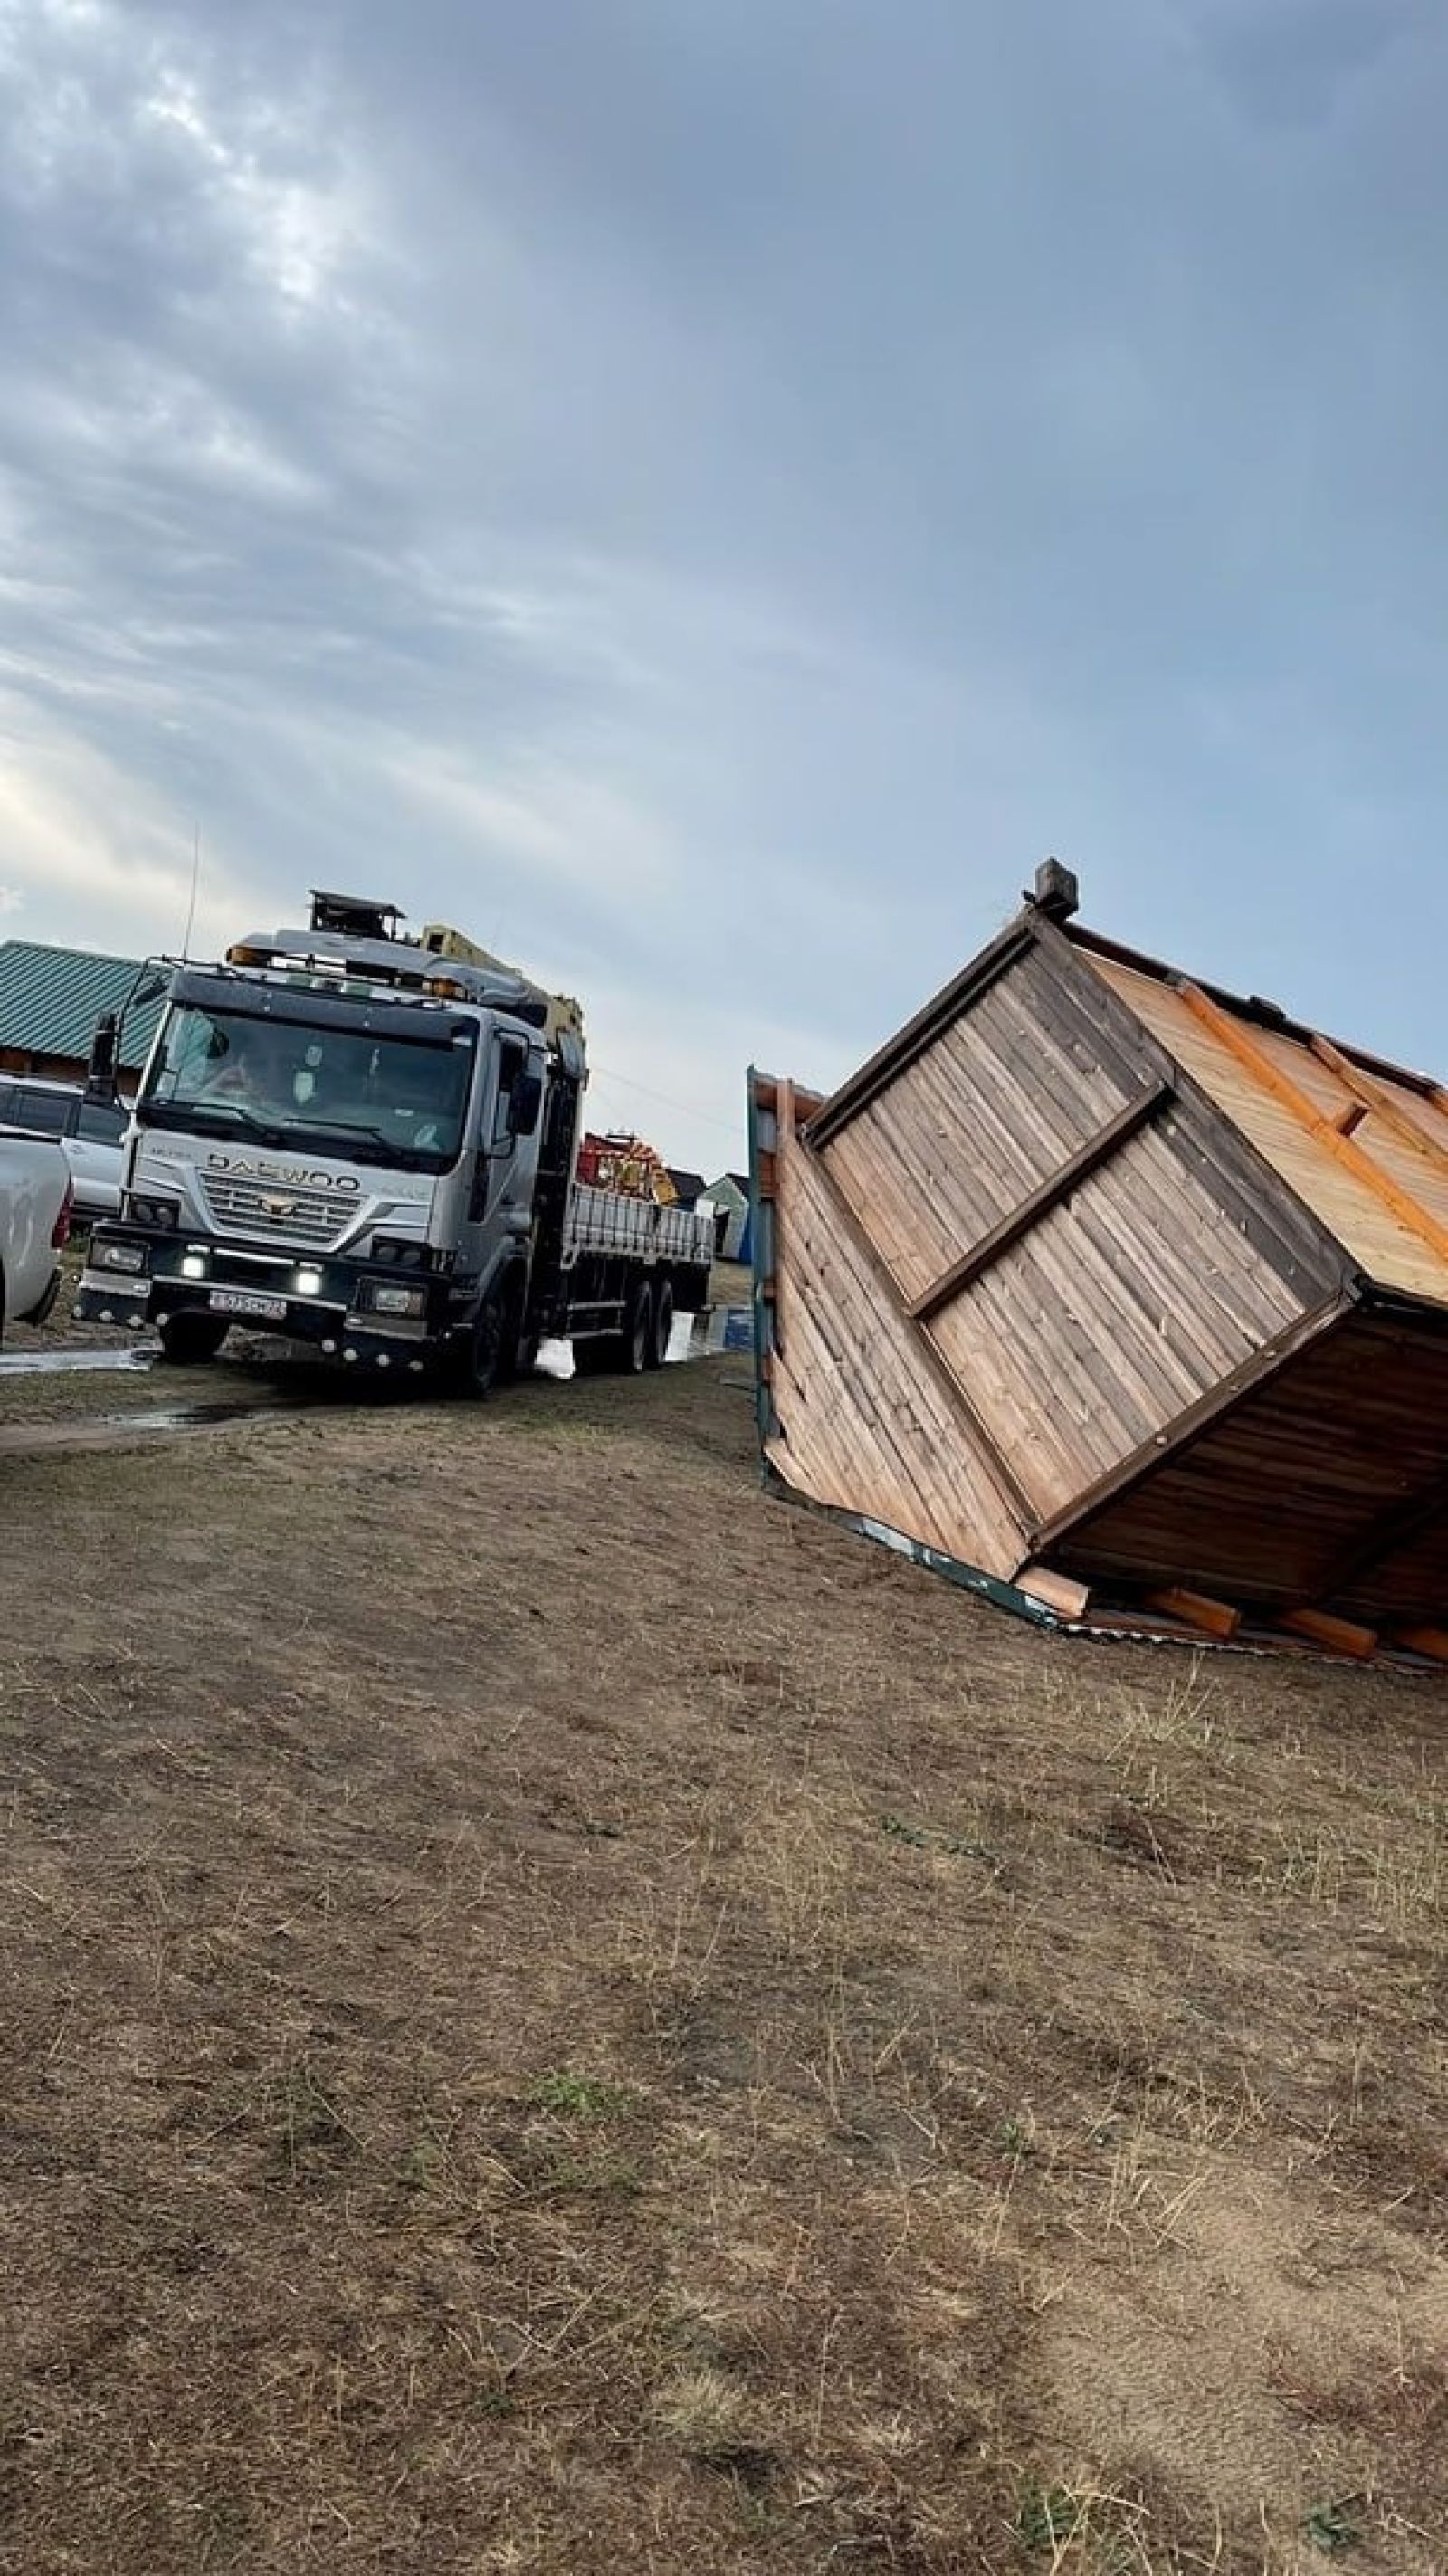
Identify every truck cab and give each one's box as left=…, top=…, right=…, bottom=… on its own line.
left=76, top=893, right=567, bottom=1386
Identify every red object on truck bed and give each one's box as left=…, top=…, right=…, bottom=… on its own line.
left=576, top=1131, right=676, bottom=1202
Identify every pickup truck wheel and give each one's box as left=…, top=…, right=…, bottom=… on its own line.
left=157, top=1312, right=230, bottom=1365
left=646, top=1277, right=674, bottom=1369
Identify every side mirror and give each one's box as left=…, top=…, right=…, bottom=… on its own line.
left=511, top=1071, right=543, bottom=1137
left=86, top=1011, right=119, bottom=1105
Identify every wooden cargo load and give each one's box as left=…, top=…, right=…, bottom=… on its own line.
left=748, top=868, right=1448, bottom=1652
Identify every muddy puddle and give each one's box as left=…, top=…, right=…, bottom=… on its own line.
left=0, top=1344, right=159, bottom=1377
left=0, top=1398, right=306, bottom=1458
left=1, top=1306, right=748, bottom=1388
left=0, top=1304, right=753, bottom=1456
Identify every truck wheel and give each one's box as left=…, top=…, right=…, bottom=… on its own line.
left=458, top=1292, right=505, bottom=1398
left=157, top=1312, right=230, bottom=1365
left=646, top=1277, right=674, bottom=1369
left=623, top=1281, right=653, bottom=1376
left=491, top=1267, right=531, bottom=1385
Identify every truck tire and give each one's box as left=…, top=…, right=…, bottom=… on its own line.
left=157, top=1312, right=230, bottom=1365
left=646, top=1276, right=674, bottom=1369
left=457, top=1290, right=506, bottom=1398
left=491, top=1266, right=533, bottom=1385
left=623, top=1280, right=653, bottom=1376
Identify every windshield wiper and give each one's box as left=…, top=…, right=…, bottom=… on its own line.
left=140, top=1101, right=292, bottom=1145
left=291, top=1119, right=415, bottom=1155
left=292, top=1119, right=456, bottom=1169
left=140, top=1102, right=447, bottom=1167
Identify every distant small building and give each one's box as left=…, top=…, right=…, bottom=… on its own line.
left=705, top=1171, right=753, bottom=1264
left=0, top=940, right=166, bottom=1095
left=665, top=1167, right=708, bottom=1210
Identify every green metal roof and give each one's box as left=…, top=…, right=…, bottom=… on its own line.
left=0, top=940, right=167, bottom=1073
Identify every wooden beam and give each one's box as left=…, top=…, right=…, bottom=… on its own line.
left=1144, top=1587, right=1242, bottom=1639
left=1310, top=1033, right=1448, bottom=1186
left=1176, top=980, right=1448, bottom=1274
left=803, top=1139, right=1039, bottom=1535
left=1016, top=1564, right=1091, bottom=1620
left=905, top=1083, right=1171, bottom=1322
left=1278, top=1607, right=1377, bottom=1660
left=1395, top=1626, right=1448, bottom=1663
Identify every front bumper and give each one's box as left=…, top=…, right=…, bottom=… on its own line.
left=75, top=1228, right=462, bottom=1369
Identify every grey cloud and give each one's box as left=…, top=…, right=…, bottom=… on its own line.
left=0, top=0, right=1443, bottom=1171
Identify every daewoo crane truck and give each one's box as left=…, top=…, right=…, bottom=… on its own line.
left=74, top=892, right=714, bottom=1388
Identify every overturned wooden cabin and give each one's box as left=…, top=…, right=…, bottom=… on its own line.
left=748, top=866, right=1448, bottom=1654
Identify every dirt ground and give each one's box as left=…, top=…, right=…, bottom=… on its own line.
left=3, top=1321, right=1448, bottom=2572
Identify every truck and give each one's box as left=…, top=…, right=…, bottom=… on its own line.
left=0, top=1125, right=71, bottom=1346
left=74, top=892, right=715, bottom=1388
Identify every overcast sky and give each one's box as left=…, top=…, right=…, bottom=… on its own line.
left=0, top=0, right=1443, bottom=1170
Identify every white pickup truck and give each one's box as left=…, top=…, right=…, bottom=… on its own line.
left=0, top=1127, right=71, bottom=1345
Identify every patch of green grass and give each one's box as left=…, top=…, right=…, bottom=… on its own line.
left=398, top=2132, right=442, bottom=2192
left=1017, top=2480, right=1093, bottom=2554
left=529, top=2069, right=633, bottom=2120
left=1304, top=2498, right=1361, bottom=2554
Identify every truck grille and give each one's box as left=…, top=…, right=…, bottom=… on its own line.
left=197, top=1172, right=354, bottom=1249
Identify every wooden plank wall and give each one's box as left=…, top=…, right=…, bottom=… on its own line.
left=824, top=945, right=1135, bottom=1310
left=764, top=1081, right=1028, bottom=1576
left=809, top=930, right=1342, bottom=1538
left=925, top=1121, right=1315, bottom=1520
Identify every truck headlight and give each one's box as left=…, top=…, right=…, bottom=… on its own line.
left=371, top=1283, right=427, bottom=1319
left=95, top=1240, right=148, bottom=1274
left=372, top=1236, right=428, bottom=1270
left=128, top=1196, right=180, bottom=1230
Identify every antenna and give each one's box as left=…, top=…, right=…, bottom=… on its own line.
left=181, top=821, right=202, bottom=960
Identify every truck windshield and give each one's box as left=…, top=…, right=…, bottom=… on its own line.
left=138, top=1005, right=477, bottom=1173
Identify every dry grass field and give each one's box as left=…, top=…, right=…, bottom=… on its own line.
left=2, top=1341, right=1447, bottom=2571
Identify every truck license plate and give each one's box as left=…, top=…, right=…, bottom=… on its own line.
left=209, top=1289, right=288, bottom=1321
